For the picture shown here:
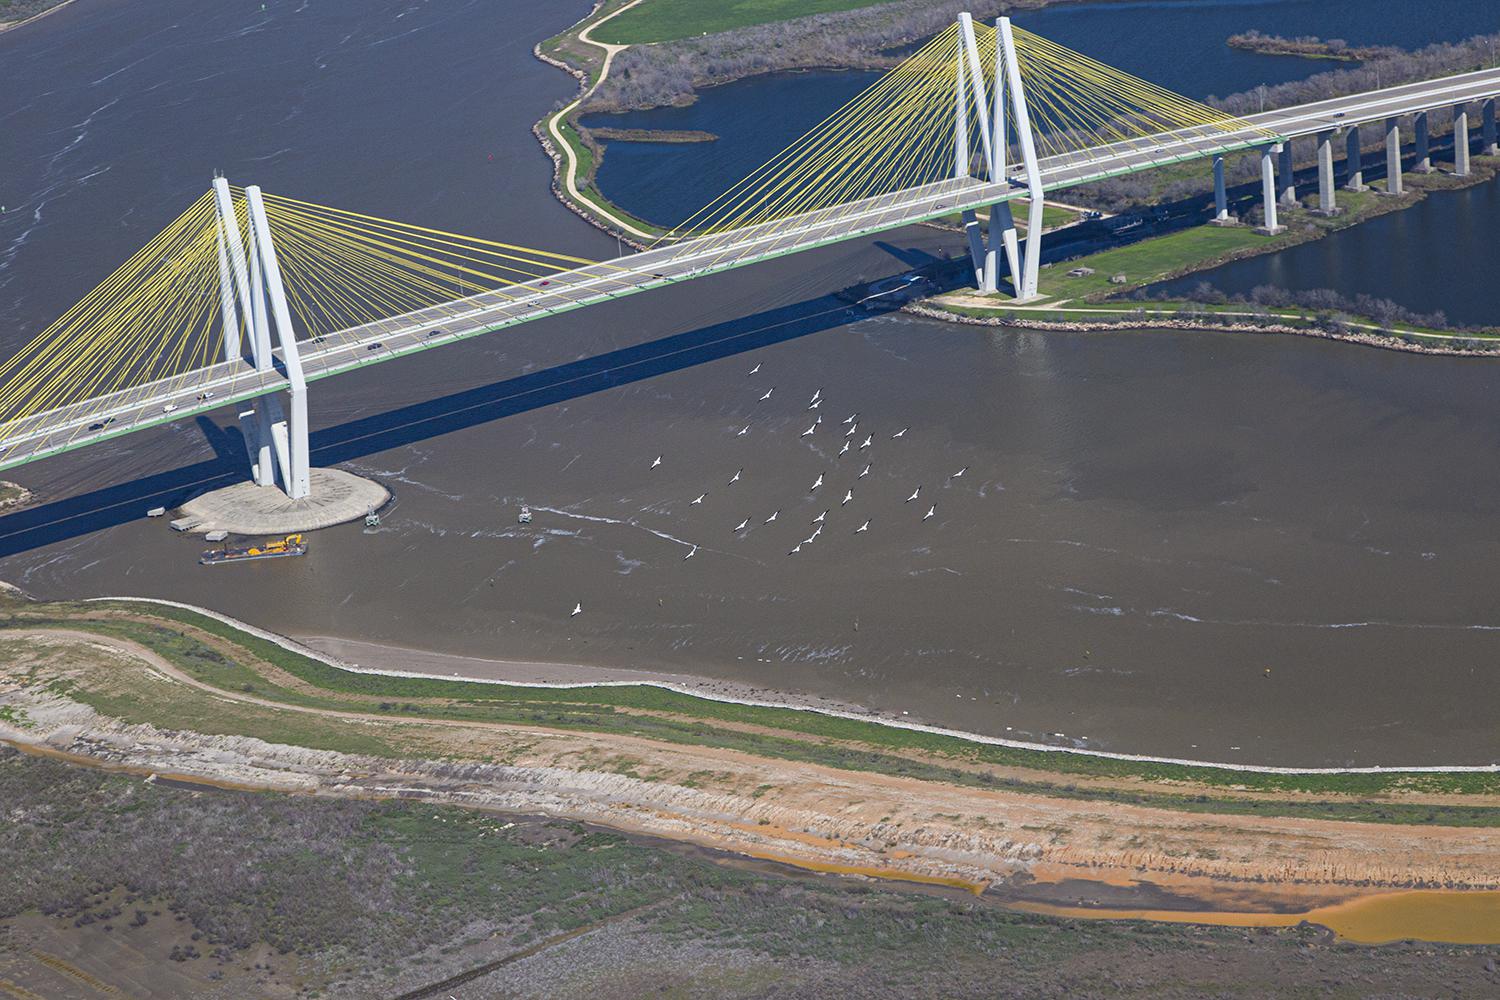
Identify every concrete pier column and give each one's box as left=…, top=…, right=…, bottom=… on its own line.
left=1384, top=118, right=1403, bottom=196
left=1453, top=103, right=1471, bottom=177
left=987, top=202, right=1020, bottom=295
left=1483, top=98, right=1498, bottom=155
left=1258, top=145, right=1284, bottom=235
left=1277, top=140, right=1297, bottom=206
left=1212, top=153, right=1230, bottom=222
left=961, top=208, right=987, bottom=289
left=1414, top=111, right=1432, bottom=172
left=1315, top=131, right=1338, bottom=215
left=1344, top=125, right=1366, bottom=191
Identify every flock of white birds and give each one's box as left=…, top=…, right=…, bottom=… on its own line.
left=571, top=360, right=968, bottom=619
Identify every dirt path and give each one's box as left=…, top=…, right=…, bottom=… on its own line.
left=5, top=627, right=1500, bottom=919
left=545, top=0, right=656, bottom=240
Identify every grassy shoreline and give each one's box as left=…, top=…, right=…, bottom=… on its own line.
left=4, top=596, right=1499, bottom=821
left=913, top=154, right=1500, bottom=349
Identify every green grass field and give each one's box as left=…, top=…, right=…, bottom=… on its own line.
left=1041, top=225, right=1273, bottom=300
left=594, top=0, right=907, bottom=45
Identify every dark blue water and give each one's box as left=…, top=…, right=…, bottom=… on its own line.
left=586, top=0, right=1500, bottom=227
left=1155, top=173, right=1500, bottom=326
left=1015, top=0, right=1500, bottom=100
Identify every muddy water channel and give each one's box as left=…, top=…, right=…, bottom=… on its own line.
left=3, top=0, right=1500, bottom=766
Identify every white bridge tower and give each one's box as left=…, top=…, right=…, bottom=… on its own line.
left=953, top=14, right=1045, bottom=301
left=211, top=176, right=311, bottom=499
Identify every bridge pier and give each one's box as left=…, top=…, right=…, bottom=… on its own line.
left=1257, top=145, right=1284, bottom=235
left=1453, top=103, right=1471, bottom=177
left=1211, top=154, right=1231, bottom=223
left=1277, top=141, right=1297, bottom=206
left=1414, top=111, right=1433, bottom=172
left=1344, top=125, right=1366, bottom=191
left=1484, top=98, right=1498, bottom=155
left=1314, top=131, right=1339, bottom=215
left=1383, top=118, right=1404, bottom=196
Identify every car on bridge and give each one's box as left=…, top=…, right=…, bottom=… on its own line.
left=87, top=417, right=115, bottom=432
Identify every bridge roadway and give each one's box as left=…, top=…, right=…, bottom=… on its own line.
left=4, top=66, right=1499, bottom=473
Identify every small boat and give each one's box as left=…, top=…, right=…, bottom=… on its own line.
left=204, top=530, right=228, bottom=543
left=517, top=505, right=532, bottom=525
left=364, top=508, right=381, bottom=527
left=200, top=533, right=307, bottom=565
left=146, top=507, right=166, bottom=518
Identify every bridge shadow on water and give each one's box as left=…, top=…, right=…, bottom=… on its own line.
left=0, top=278, right=967, bottom=560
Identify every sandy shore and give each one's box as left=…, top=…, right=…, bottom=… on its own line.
left=75, top=597, right=1500, bottom=775
left=5, top=624, right=1500, bottom=941
left=295, top=633, right=876, bottom=718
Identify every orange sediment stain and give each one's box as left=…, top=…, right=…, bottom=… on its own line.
left=740, top=849, right=989, bottom=895
left=1008, top=889, right=1500, bottom=945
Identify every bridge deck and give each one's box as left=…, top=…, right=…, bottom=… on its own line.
left=4, top=67, right=1499, bottom=472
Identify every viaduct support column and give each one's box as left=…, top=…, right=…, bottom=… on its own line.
left=1384, top=118, right=1403, bottom=196
left=1257, top=145, right=1284, bottom=235
left=1315, top=131, right=1338, bottom=215
left=1344, top=125, right=1366, bottom=191
left=1211, top=154, right=1230, bottom=223
left=1483, top=98, right=1498, bottom=155
left=1414, top=111, right=1432, bottom=172
left=1453, top=103, right=1471, bottom=177
left=1277, top=140, right=1297, bottom=206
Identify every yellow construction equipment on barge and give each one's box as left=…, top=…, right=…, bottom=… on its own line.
left=199, top=533, right=307, bottom=565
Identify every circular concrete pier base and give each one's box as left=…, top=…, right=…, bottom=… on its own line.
left=174, top=469, right=389, bottom=535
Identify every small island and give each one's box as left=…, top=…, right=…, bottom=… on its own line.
left=1227, top=30, right=1399, bottom=62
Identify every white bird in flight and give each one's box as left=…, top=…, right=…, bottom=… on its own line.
left=683, top=547, right=696, bottom=560
left=737, top=425, right=750, bottom=436
left=801, top=423, right=816, bottom=437
left=734, top=517, right=749, bottom=531
left=729, top=469, right=741, bottom=484
left=808, top=399, right=821, bottom=410
left=923, top=505, right=936, bottom=521
left=810, top=473, right=824, bottom=491
left=858, top=464, right=871, bottom=478
left=747, top=363, right=761, bottom=375
left=892, top=427, right=908, bottom=439
left=838, top=441, right=849, bottom=456
left=951, top=466, right=968, bottom=479
left=905, top=486, right=921, bottom=503
left=845, top=423, right=858, bottom=437
left=789, top=543, right=802, bottom=555
left=810, top=525, right=822, bottom=540
left=765, top=509, right=780, bottom=523
left=571, top=603, right=582, bottom=617
left=759, top=388, right=774, bottom=401
left=841, top=489, right=853, bottom=506
left=650, top=455, right=662, bottom=469
left=813, top=510, right=827, bottom=524
left=692, top=493, right=706, bottom=505
left=855, top=520, right=870, bottom=533
left=843, top=413, right=858, bottom=424
left=859, top=435, right=872, bottom=449
left=810, top=388, right=822, bottom=403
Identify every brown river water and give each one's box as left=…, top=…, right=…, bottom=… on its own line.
left=2, top=0, right=1499, bottom=767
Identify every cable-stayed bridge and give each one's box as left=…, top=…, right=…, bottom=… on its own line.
left=3, top=15, right=1498, bottom=498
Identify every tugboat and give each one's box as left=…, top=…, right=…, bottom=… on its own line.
left=517, top=505, right=533, bottom=525
left=200, top=533, right=307, bottom=565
